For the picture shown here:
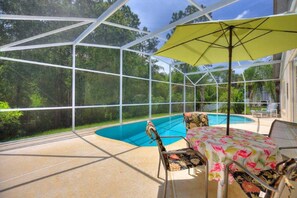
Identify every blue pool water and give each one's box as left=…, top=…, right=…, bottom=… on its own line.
left=95, top=114, right=254, bottom=147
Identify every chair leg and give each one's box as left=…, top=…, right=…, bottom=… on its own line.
left=273, top=178, right=286, bottom=198
left=205, top=165, right=208, bottom=198
left=164, top=170, right=168, bottom=198
left=224, top=167, right=229, bottom=198
left=157, top=156, right=161, bottom=178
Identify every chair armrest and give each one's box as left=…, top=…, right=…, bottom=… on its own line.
left=160, top=136, right=190, bottom=147
left=225, top=161, right=279, bottom=192
left=160, top=135, right=186, bottom=139
left=162, top=150, right=188, bottom=155
left=279, top=146, right=297, bottom=150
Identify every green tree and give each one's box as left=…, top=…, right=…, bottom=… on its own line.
left=0, top=101, right=23, bottom=141
left=218, top=85, right=244, bottom=113
left=232, top=88, right=244, bottom=114
left=244, top=64, right=278, bottom=104
left=166, top=4, right=211, bottom=39
left=166, top=4, right=212, bottom=105
left=0, top=1, right=159, bottom=138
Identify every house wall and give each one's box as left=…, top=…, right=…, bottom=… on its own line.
left=274, top=0, right=292, bottom=13
left=280, top=50, right=297, bottom=121
left=293, top=59, right=297, bottom=122
left=274, top=0, right=297, bottom=122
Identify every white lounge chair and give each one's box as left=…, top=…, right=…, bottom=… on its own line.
left=252, top=103, right=278, bottom=117
left=261, top=103, right=278, bottom=117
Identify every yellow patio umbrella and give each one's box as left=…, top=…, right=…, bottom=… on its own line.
left=155, top=13, right=297, bottom=135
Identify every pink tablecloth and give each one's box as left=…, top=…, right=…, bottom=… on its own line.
left=186, top=127, right=283, bottom=182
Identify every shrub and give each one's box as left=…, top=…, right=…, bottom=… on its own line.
left=233, top=89, right=244, bottom=114
left=0, top=101, right=23, bottom=141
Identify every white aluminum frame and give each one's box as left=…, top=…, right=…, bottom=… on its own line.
left=72, top=45, right=76, bottom=131
left=122, top=0, right=238, bottom=50
left=1, top=0, right=284, bottom=134
left=73, top=0, right=128, bottom=45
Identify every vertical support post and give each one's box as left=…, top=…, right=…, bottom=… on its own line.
left=244, top=82, right=247, bottom=115
left=149, top=56, right=152, bottom=119
left=72, top=45, right=76, bottom=132
left=242, top=72, right=246, bottom=115
left=206, top=67, right=218, bottom=114
left=183, top=74, right=186, bottom=112
left=293, top=59, right=297, bottom=122
left=194, top=86, right=196, bottom=111
left=226, top=26, right=234, bottom=136
left=169, top=65, right=172, bottom=115
left=216, top=84, right=219, bottom=113
left=120, top=49, right=123, bottom=124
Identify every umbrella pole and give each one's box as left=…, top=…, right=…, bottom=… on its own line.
left=226, top=26, right=234, bottom=136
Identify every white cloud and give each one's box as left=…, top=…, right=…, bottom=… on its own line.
left=235, top=10, right=249, bottom=19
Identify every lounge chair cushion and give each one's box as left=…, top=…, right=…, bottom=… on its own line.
left=167, top=148, right=204, bottom=171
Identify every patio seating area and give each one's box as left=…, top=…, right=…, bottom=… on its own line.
left=1, top=1, right=297, bottom=198
left=1, top=116, right=296, bottom=198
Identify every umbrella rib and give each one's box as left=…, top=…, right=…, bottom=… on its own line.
left=193, top=31, right=226, bottom=66
left=155, top=29, right=227, bottom=55
left=219, top=22, right=230, bottom=46
left=219, top=18, right=264, bottom=29
left=234, top=30, right=272, bottom=48
left=233, top=17, right=269, bottom=47
left=195, top=39, right=226, bottom=48
left=235, top=27, right=297, bottom=34
left=233, top=31, right=254, bottom=60
left=233, top=26, right=297, bottom=48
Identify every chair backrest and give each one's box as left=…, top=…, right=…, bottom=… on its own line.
left=145, top=121, right=166, bottom=151
left=268, top=120, right=297, bottom=158
left=145, top=121, right=169, bottom=168
left=183, top=112, right=209, bottom=130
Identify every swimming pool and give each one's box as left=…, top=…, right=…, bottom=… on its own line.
left=95, top=114, right=254, bottom=147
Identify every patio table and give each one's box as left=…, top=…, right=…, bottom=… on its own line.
left=186, top=126, right=283, bottom=198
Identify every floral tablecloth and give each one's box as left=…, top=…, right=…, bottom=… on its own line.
left=186, top=126, right=283, bottom=182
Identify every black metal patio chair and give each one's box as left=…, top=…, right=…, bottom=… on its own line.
left=267, top=120, right=297, bottom=158
left=224, top=158, right=297, bottom=198
left=145, top=120, right=209, bottom=198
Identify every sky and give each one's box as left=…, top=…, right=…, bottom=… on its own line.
left=126, top=0, right=274, bottom=74
left=127, top=0, right=273, bottom=32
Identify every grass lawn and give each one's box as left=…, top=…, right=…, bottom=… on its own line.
left=2, top=113, right=172, bottom=142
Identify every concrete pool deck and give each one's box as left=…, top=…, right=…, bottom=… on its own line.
left=0, top=116, right=296, bottom=198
